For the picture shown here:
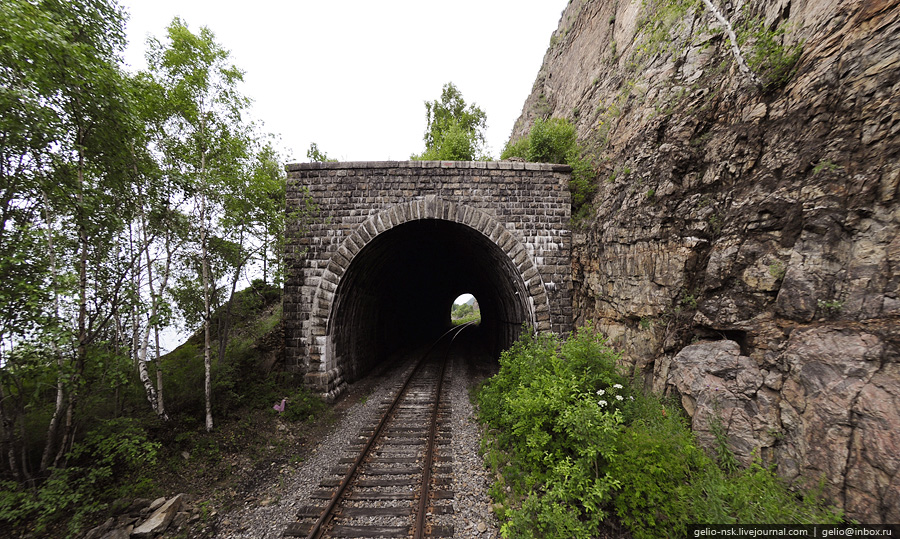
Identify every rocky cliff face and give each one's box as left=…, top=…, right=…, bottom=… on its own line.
left=511, top=0, right=899, bottom=523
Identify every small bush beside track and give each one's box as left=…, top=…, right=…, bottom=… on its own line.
left=476, top=325, right=843, bottom=539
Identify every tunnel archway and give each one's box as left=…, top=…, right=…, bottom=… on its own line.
left=312, top=199, right=549, bottom=387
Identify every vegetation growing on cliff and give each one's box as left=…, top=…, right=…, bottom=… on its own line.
left=501, top=118, right=596, bottom=221
left=634, top=0, right=802, bottom=90
left=736, top=10, right=804, bottom=91
left=477, top=327, right=843, bottom=538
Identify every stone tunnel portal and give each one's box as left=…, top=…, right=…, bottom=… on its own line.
left=328, top=218, right=531, bottom=384
left=284, top=161, right=573, bottom=400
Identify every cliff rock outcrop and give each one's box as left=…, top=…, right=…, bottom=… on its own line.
left=511, top=0, right=899, bottom=523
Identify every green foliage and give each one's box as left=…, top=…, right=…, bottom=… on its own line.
left=412, top=82, right=489, bottom=161
left=307, top=142, right=337, bottom=163
left=812, top=160, right=841, bottom=175
left=451, top=300, right=482, bottom=326
left=452, top=302, right=474, bottom=319
left=280, top=385, right=328, bottom=423
left=768, top=260, right=787, bottom=280
left=245, top=143, right=290, bottom=286
left=478, top=327, right=627, bottom=538
left=477, top=326, right=843, bottom=538
left=817, top=299, right=845, bottom=316
left=0, top=0, right=136, bottom=348
left=452, top=312, right=481, bottom=326
left=162, top=283, right=285, bottom=417
left=450, top=301, right=481, bottom=326
left=0, top=3, right=320, bottom=533
left=0, top=418, right=159, bottom=534
left=682, top=293, right=699, bottom=309
left=708, top=213, right=723, bottom=234
left=501, top=118, right=596, bottom=221
left=635, top=0, right=702, bottom=60
left=607, top=398, right=700, bottom=537
left=503, top=117, right=578, bottom=165
left=737, top=13, right=803, bottom=91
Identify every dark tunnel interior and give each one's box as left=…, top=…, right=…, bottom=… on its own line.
left=327, top=219, right=532, bottom=381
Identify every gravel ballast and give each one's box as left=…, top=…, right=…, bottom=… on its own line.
left=216, top=349, right=499, bottom=538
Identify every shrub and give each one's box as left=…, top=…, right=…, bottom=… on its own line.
left=280, top=385, right=327, bottom=423
left=501, top=118, right=596, bottom=220
left=478, top=327, right=628, bottom=538
left=737, top=13, right=804, bottom=91
left=0, top=418, right=159, bottom=535
left=477, top=325, right=843, bottom=538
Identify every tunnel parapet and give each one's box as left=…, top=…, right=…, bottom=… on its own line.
left=285, top=161, right=573, bottom=400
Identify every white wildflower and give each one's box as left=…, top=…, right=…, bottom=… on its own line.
left=613, top=384, right=623, bottom=389
left=596, top=389, right=605, bottom=396
left=598, top=400, right=608, bottom=407
left=616, top=395, right=624, bottom=401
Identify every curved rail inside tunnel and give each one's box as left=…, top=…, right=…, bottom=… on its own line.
left=315, top=203, right=549, bottom=385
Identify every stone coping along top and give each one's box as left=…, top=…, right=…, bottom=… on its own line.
left=286, top=160, right=572, bottom=173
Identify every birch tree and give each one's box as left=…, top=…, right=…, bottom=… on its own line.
left=146, top=18, right=252, bottom=431
left=1, top=0, right=140, bottom=476
left=123, top=70, right=192, bottom=421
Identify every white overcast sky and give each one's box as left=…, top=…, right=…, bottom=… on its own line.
left=120, top=1, right=568, bottom=164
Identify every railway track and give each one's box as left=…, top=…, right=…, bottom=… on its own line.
left=283, top=324, right=473, bottom=539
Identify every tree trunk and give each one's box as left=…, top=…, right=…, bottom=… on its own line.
left=39, top=194, right=64, bottom=472
left=56, top=145, right=88, bottom=469
left=19, top=420, right=31, bottom=483
left=52, top=393, right=74, bottom=468
left=0, top=381, right=21, bottom=481
left=155, top=326, right=165, bottom=417
left=700, top=0, right=762, bottom=87
left=55, top=148, right=88, bottom=469
left=200, top=145, right=213, bottom=431
left=202, top=221, right=213, bottom=432
left=135, top=228, right=165, bottom=419
left=132, top=192, right=173, bottom=421
left=136, top=338, right=164, bottom=417
left=40, top=375, right=64, bottom=472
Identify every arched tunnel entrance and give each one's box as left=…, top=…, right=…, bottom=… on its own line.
left=286, top=161, right=573, bottom=400
left=327, top=218, right=533, bottom=382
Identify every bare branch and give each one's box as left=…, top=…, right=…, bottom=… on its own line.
left=700, top=0, right=762, bottom=87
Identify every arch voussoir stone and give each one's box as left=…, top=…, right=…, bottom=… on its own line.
left=373, top=213, right=386, bottom=234
left=344, top=234, right=362, bottom=256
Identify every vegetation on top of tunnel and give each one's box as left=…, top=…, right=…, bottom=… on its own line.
left=411, top=82, right=490, bottom=161
left=501, top=118, right=596, bottom=222
left=476, top=326, right=843, bottom=538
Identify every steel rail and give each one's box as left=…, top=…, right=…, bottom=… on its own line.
left=413, top=323, right=470, bottom=539
left=303, top=323, right=472, bottom=539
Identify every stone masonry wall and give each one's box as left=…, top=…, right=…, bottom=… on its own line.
left=284, top=161, right=573, bottom=398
